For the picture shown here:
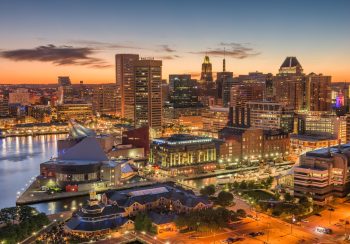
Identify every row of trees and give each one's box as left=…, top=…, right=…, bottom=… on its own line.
left=0, top=206, right=50, bottom=244
left=228, top=176, right=274, bottom=191
left=259, top=195, right=312, bottom=217
left=175, top=208, right=246, bottom=232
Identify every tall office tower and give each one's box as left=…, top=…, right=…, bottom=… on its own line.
left=134, top=59, right=162, bottom=130
left=278, top=56, right=303, bottom=75
left=92, top=84, right=117, bottom=115
left=0, top=94, right=9, bottom=117
left=200, top=55, right=213, bottom=82
left=58, top=76, right=72, bottom=86
left=274, top=75, right=305, bottom=110
left=275, top=57, right=305, bottom=110
left=216, top=59, right=235, bottom=107
left=115, top=54, right=140, bottom=121
left=305, top=73, right=332, bottom=111
left=169, top=74, right=199, bottom=108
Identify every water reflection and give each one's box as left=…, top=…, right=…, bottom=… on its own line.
left=0, top=134, right=66, bottom=210
left=30, top=196, right=89, bottom=215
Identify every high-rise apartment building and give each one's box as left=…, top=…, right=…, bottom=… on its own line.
left=274, top=75, right=305, bottom=110
left=305, top=73, right=331, bottom=111
left=134, top=59, right=162, bottom=130
left=92, top=84, right=117, bottom=115
left=115, top=54, right=140, bottom=121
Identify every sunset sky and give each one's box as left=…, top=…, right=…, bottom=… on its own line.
left=0, top=0, right=349, bottom=84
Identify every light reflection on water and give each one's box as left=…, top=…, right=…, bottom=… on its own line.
left=0, top=134, right=66, bottom=210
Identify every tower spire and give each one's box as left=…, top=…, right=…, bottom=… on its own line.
left=223, top=48, right=226, bottom=72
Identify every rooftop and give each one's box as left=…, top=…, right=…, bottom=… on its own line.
left=280, top=56, right=302, bottom=68
left=152, top=134, right=214, bottom=146
left=305, top=143, right=350, bottom=158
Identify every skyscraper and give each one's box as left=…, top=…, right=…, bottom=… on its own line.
left=305, top=73, right=331, bottom=111
left=216, top=59, right=235, bottom=107
left=278, top=56, right=303, bottom=75
left=115, top=54, right=140, bottom=121
left=169, top=74, right=199, bottom=108
left=200, top=55, right=213, bottom=82
left=275, top=57, right=305, bottom=110
left=134, top=59, right=162, bottom=130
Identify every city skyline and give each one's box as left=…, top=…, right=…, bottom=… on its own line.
left=0, top=0, right=349, bottom=84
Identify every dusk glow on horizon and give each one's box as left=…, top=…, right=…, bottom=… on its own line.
left=0, top=0, right=349, bottom=84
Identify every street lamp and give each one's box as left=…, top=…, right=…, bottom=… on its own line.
left=291, top=215, right=296, bottom=234
left=266, top=222, right=271, bottom=244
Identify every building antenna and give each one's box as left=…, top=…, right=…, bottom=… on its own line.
left=223, top=47, right=226, bottom=72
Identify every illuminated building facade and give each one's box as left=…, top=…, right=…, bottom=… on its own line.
left=134, top=59, right=162, bottom=131
left=201, top=106, right=229, bottom=138
left=92, top=84, right=117, bottom=115
left=0, top=94, right=9, bottom=117
left=247, top=101, right=294, bottom=133
left=115, top=54, right=139, bottom=121
left=150, top=134, right=218, bottom=176
left=294, top=144, right=350, bottom=205
left=200, top=55, right=213, bottom=82
left=305, top=73, right=331, bottom=111
left=297, top=112, right=346, bottom=143
left=290, top=134, right=338, bottom=161
left=278, top=56, right=303, bottom=75
left=28, top=105, right=51, bottom=122
left=169, top=74, right=199, bottom=108
left=9, top=88, right=30, bottom=105
left=219, top=127, right=289, bottom=165
left=57, top=103, right=93, bottom=121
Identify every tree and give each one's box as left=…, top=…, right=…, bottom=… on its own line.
left=247, top=181, right=256, bottom=189
left=217, top=191, right=234, bottom=207
left=240, top=181, right=247, bottom=189
left=299, top=195, right=312, bottom=209
left=200, top=185, right=216, bottom=196
left=236, top=209, right=247, bottom=218
left=134, top=213, right=155, bottom=233
left=284, top=192, right=293, bottom=202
